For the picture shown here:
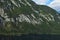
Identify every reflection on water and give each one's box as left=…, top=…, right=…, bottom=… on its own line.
left=0, top=34, right=60, bottom=40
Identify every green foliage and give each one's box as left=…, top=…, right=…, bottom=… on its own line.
left=0, top=0, right=60, bottom=34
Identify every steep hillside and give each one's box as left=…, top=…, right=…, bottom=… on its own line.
left=0, top=0, right=60, bottom=34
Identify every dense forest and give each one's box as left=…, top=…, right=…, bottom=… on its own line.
left=0, top=0, right=60, bottom=35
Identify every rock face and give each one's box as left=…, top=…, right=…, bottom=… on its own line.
left=0, top=8, right=5, bottom=27
left=0, top=0, right=60, bottom=34
left=0, top=8, right=4, bottom=16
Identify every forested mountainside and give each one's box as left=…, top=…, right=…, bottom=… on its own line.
left=0, top=0, right=60, bottom=34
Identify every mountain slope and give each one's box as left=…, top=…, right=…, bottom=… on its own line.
left=0, top=0, right=60, bottom=34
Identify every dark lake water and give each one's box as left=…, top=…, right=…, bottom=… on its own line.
left=0, top=34, right=60, bottom=40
